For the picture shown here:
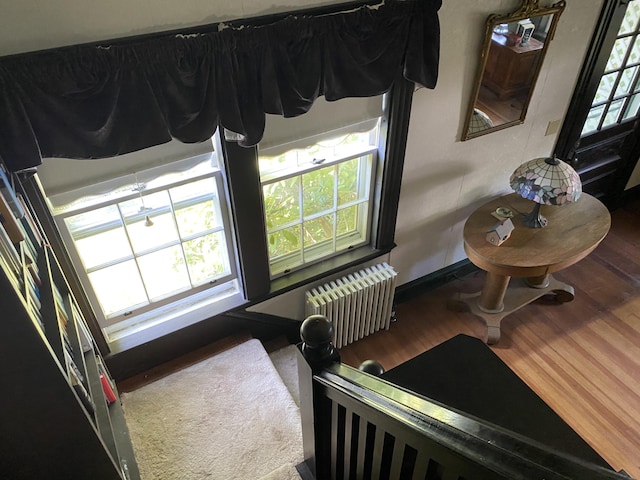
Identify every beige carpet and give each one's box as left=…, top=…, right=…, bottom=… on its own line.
left=121, top=339, right=303, bottom=480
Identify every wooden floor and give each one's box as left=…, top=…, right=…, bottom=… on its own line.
left=339, top=197, right=640, bottom=479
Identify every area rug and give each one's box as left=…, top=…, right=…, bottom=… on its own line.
left=268, top=344, right=300, bottom=408
left=121, top=339, right=303, bottom=480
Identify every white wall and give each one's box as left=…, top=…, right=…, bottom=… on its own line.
left=627, top=162, right=640, bottom=189
left=0, top=0, right=606, bottom=319
left=0, top=0, right=339, bottom=56
left=391, top=0, right=604, bottom=285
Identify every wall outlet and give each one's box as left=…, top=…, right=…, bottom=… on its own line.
left=545, top=119, right=562, bottom=136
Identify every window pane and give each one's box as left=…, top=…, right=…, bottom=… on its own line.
left=602, top=98, right=625, bottom=128
left=263, top=178, right=300, bottom=230
left=174, top=198, right=219, bottom=238
left=581, top=105, right=605, bottom=135
left=88, top=261, right=148, bottom=316
left=260, top=121, right=378, bottom=278
left=303, top=214, right=335, bottom=248
left=615, top=66, right=638, bottom=97
left=619, top=2, right=640, bottom=35
left=337, top=205, right=358, bottom=236
left=304, top=214, right=335, bottom=263
left=121, top=191, right=179, bottom=253
left=137, top=246, right=190, bottom=300
left=630, top=36, right=640, bottom=66
left=606, top=38, right=631, bottom=72
left=171, top=178, right=223, bottom=237
left=337, top=204, right=368, bottom=251
left=183, top=232, right=230, bottom=284
left=169, top=178, right=223, bottom=238
left=268, top=225, right=301, bottom=260
left=623, top=93, right=640, bottom=120
left=66, top=206, right=131, bottom=269
left=594, top=73, right=618, bottom=104
left=303, top=167, right=335, bottom=217
left=337, top=158, right=361, bottom=206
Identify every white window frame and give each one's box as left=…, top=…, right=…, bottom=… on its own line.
left=49, top=153, right=242, bottom=343
left=259, top=120, right=379, bottom=278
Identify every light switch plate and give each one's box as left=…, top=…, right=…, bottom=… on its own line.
left=545, top=119, right=562, bottom=136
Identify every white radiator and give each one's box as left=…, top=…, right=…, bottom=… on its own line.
left=305, top=263, right=397, bottom=348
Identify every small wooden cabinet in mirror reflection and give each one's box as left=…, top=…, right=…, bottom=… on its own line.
left=462, top=0, right=566, bottom=141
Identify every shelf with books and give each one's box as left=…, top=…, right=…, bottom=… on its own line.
left=22, top=244, right=44, bottom=332
left=43, top=248, right=96, bottom=415
left=0, top=164, right=139, bottom=479
left=0, top=212, right=23, bottom=288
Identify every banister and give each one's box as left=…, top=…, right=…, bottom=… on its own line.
left=297, top=315, right=632, bottom=480
left=315, top=362, right=629, bottom=480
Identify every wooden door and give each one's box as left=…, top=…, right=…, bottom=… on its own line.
left=555, top=0, right=640, bottom=207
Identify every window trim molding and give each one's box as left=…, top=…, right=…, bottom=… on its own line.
left=554, top=0, right=625, bottom=161
left=223, top=77, right=414, bottom=302
left=52, top=168, right=238, bottom=327
left=219, top=140, right=272, bottom=300
left=374, top=75, right=415, bottom=250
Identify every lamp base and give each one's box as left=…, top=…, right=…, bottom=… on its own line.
left=523, top=203, right=547, bottom=228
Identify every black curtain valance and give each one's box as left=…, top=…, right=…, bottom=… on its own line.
left=0, top=0, right=440, bottom=173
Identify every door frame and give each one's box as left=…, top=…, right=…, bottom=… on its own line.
left=554, top=0, right=640, bottom=206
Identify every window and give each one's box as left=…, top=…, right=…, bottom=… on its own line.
left=36, top=80, right=413, bottom=348
left=47, top=152, right=241, bottom=341
left=259, top=122, right=379, bottom=277
left=582, top=2, right=640, bottom=135
left=222, top=84, right=412, bottom=302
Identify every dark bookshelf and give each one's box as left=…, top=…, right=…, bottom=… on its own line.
left=0, top=164, right=139, bottom=480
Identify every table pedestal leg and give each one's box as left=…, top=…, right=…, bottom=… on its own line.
left=525, top=274, right=550, bottom=289
left=478, top=272, right=510, bottom=313
left=449, top=274, right=575, bottom=344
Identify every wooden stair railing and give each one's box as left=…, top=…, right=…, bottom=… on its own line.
left=296, top=315, right=631, bottom=480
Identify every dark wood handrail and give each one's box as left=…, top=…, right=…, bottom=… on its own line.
left=313, top=362, right=629, bottom=479
left=297, top=315, right=632, bottom=480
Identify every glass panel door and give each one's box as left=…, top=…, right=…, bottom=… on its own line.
left=582, top=3, right=640, bottom=135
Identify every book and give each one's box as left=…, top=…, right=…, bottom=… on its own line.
left=17, top=221, right=38, bottom=266
left=0, top=224, right=21, bottom=279
left=68, top=364, right=95, bottom=415
left=16, top=194, right=43, bottom=247
left=27, top=263, right=42, bottom=287
left=64, top=348, right=85, bottom=384
left=0, top=188, right=25, bottom=244
left=0, top=164, right=24, bottom=219
left=73, top=303, right=93, bottom=353
left=100, top=373, right=117, bottom=404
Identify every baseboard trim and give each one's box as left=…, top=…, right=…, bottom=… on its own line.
left=394, top=260, right=479, bottom=305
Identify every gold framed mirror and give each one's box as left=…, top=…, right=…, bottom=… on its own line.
left=461, top=0, right=566, bottom=141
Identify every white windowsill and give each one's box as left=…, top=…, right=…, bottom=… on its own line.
left=104, top=281, right=247, bottom=354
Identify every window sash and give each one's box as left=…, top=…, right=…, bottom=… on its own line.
left=262, top=150, right=375, bottom=278
left=54, top=169, right=237, bottom=327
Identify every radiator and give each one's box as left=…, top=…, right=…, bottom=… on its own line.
left=305, top=263, right=397, bottom=348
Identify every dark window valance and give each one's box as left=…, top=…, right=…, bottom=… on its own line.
left=0, top=0, right=441, bottom=173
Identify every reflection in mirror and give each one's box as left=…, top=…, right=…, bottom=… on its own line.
left=462, top=0, right=566, bottom=140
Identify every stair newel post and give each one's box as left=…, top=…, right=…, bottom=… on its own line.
left=299, top=314, right=340, bottom=372
left=297, top=315, right=340, bottom=479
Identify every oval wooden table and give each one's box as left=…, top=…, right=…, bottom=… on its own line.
left=453, top=192, right=611, bottom=344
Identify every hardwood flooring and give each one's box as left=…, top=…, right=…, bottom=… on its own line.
left=339, top=197, right=640, bottom=478
left=476, top=84, right=526, bottom=125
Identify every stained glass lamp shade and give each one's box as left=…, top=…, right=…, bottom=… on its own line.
left=509, top=157, right=582, bottom=228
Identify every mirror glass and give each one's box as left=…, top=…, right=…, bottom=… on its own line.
left=462, top=0, right=566, bottom=140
